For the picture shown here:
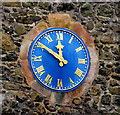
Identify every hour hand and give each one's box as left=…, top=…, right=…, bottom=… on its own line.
left=37, top=42, right=68, bottom=66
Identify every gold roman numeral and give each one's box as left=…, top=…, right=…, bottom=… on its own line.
left=32, top=55, right=42, bottom=61
left=44, top=74, right=53, bottom=85
left=75, top=46, right=82, bottom=52
left=36, top=65, right=45, bottom=76
left=75, top=68, right=83, bottom=77
left=68, top=36, right=74, bottom=44
left=78, top=58, right=85, bottom=64
left=44, top=34, right=53, bottom=43
left=56, top=32, right=63, bottom=40
left=69, top=77, right=74, bottom=84
left=57, top=79, right=63, bottom=88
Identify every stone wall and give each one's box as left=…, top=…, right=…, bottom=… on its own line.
left=1, top=2, right=120, bottom=115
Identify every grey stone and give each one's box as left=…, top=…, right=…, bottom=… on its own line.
left=98, top=5, right=113, bottom=17
left=99, top=67, right=111, bottom=76
left=111, top=74, right=120, bottom=81
left=113, top=96, right=120, bottom=106
left=3, top=83, right=20, bottom=90
left=110, top=80, right=119, bottom=87
left=86, top=21, right=94, bottom=30
left=100, top=36, right=114, bottom=44
left=115, top=65, right=120, bottom=74
left=109, top=87, right=120, bottom=95
left=101, top=94, right=111, bottom=105
left=2, top=34, right=14, bottom=51
left=94, top=76, right=106, bottom=84
left=72, top=98, right=81, bottom=105
left=81, top=3, right=93, bottom=17
left=15, top=24, right=26, bottom=35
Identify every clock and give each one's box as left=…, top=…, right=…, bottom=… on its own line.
left=29, top=28, right=90, bottom=92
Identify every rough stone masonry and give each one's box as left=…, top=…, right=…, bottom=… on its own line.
left=1, top=2, right=120, bottom=115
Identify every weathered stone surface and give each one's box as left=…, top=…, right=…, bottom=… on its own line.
left=3, top=83, right=20, bottom=90
left=90, top=86, right=100, bottom=96
left=20, top=59, right=34, bottom=84
left=10, top=101, right=18, bottom=108
left=111, top=74, right=120, bottom=81
left=100, top=36, right=114, bottom=44
left=57, top=3, right=74, bottom=11
left=101, top=94, right=111, bottom=105
left=25, top=21, right=48, bottom=41
left=81, top=3, right=93, bottom=17
left=109, top=87, right=120, bottom=95
left=26, top=101, right=34, bottom=108
left=45, top=105, right=56, bottom=112
left=113, top=96, right=120, bottom=106
left=20, top=40, right=32, bottom=60
left=4, top=8, right=10, bottom=13
left=93, top=97, right=99, bottom=104
left=110, top=80, right=119, bottom=87
left=3, top=2, right=21, bottom=7
left=71, top=22, right=94, bottom=45
left=111, top=24, right=120, bottom=32
left=35, top=105, right=46, bottom=114
left=86, top=21, right=94, bottom=30
left=15, top=24, right=26, bottom=35
left=2, top=34, right=14, bottom=51
left=31, top=80, right=51, bottom=97
left=14, top=75, right=24, bottom=83
left=48, top=14, right=71, bottom=28
left=94, top=76, right=106, bottom=84
left=115, top=65, right=120, bottom=74
left=72, top=98, right=81, bottom=105
left=16, top=91, right=27, bottom=103
left=39, top=2, right=51, bottom=10
left=31, top=92, right=43, bottom=102
left=98, top=5, right=113, bottom=17
left=99, top=67, right=111, bottom=76
left=58, top=108, right=70, bottom=114
left=99, top=51, right=113, bottom=60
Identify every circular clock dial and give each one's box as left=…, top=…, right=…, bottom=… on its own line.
left=29, top=28, right=90, bottom=92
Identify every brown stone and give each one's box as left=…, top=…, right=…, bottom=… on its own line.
left=71, top=22, right=94, bottom=45
left=20, top=39, right=32, bottom=60
left=109, top=87, right=120, bottom=95
left=48, top=14, right=71, bottom=28
left=3, top=83, right=20, bottom=90
left=72, top=98, right=81, bottom=105
left=90, top=86, right=100, bottom=96
left=35, top=105, right=46, bottom=114
left=20, top=59, right=34, bottom=84
left=30, top=80, right=51, bottom=97
left=2, top=34, right=14, bottom=51
left=93, top=97, right=99, bottom=104
left=58, top=108, right=70, bottom=114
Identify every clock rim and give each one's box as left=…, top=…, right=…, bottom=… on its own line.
left=28, top=27, right=90, bottom=92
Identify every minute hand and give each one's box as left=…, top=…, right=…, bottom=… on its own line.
left=37, top=42, right=68, bottom=64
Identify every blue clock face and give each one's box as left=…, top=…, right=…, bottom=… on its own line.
left=29, top=28, right=90, bottom=92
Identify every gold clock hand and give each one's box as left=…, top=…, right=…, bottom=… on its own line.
left=56, top=40, right=65, bottom=67
left=37, top=42, right=68, bottom=66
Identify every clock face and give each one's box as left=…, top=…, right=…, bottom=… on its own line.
left=29, top=28, right=90, bottom=92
